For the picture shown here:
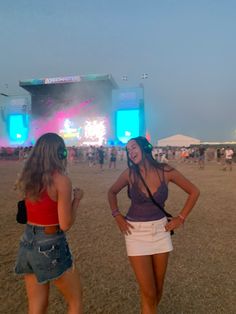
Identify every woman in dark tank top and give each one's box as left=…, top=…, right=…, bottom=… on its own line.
left=108, top=136, right=200, bottom=313
left=126, top=165, right=168, bottom=222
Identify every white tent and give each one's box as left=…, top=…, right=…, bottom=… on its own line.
left=157, top=134, right=200, bottom=147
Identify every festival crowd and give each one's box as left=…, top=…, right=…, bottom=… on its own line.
left=0, top=145, right=234, bottom=171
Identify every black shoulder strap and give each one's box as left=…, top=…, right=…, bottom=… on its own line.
left=139, top=172, right=172, bottom=218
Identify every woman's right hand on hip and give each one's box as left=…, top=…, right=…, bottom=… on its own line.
left=115, top=215, right=134, bottom=235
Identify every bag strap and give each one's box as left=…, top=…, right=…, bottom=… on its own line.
left=138, top=171, right=172, bottom=218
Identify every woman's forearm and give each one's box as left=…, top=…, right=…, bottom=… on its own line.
left=179, top=188, right=200, bottom=219
left=61, top=198, right=81, bottom=232
left=71, top=198, right=80, bottom=224
left=108, top=189, right=119, bottom=211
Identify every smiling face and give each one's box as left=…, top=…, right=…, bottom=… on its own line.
left=126, top=139, right=143, bottom=165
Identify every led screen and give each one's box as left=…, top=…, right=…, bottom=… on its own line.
left=116, top=109, right=139, bottom=143
left=59, top=117, right=107, bottom=146
left=8, top=114, right=29, bottom=144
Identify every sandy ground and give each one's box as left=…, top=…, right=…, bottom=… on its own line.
left=0, top=159, right=235, bottom=314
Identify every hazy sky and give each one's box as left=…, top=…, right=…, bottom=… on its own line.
left=0, top=0, right=235, bottom=142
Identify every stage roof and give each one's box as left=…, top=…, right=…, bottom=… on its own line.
left=19, top=73, right=118, bottom=93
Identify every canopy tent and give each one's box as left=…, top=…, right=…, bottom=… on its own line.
left=157, top=134, right=200, bottom=147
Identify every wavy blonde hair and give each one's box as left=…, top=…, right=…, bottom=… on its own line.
left=16, top=133, right=67, bottom=200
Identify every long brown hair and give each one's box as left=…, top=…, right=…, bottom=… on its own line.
left=126, top=136, right=172, bottom=186
left=15, top=133, right=67, bottom=200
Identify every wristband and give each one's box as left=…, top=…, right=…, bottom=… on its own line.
left=112, top=209, right=120, bottom=217
left=178, top=214, right=186, bottom=222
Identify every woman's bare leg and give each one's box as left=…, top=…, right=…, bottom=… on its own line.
left=152, top=252, right=169, bottom=305
left=129, top=255, right=157, bottom=314
left=53, top=266, right=83, bottom=314
left=24, top=274, right=50, bottom=314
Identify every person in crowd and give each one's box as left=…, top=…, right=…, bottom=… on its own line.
left=220, top=147, right=226, bottom=170
left=152, top=146, right=159, bottom=161
left=108, top=136, right=200, bottom=314
left=15, top=133, right=84, bottom=314
left=224, top=146, right=234, bottom=171
left=18, top=147, right=25, bottom=161
left=119, top=147, right=126, bottom=161
left=160, top=150, right=169, bottom=164
left=198, top=145, right=205, bottom=169
left=97, top=145, right=105, bottom=170
left=68, top=146, right=76, bottom=165
left=180, top=148, right=189, bottom=163
left=109, top=146, right=118, bottom=169
left=189, top=148, right=195, bottom=163
left=216, top=148, right=221, bottom=164
left=87, top=145, right=94, bottom=167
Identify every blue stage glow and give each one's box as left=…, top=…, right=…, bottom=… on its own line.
left=116, top=109, right=139, bottom=143
left=8, top=114, right=29, bottom=144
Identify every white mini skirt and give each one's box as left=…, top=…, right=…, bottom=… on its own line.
left=124, top=217, right=173, bottom=256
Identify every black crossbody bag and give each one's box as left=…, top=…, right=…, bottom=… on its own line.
left=138, top=172, right=174, bottom=236
left=16, top=200, right=27, bottom=224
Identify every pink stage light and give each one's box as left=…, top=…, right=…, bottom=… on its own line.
left=31, top=99, right=94, bottom=140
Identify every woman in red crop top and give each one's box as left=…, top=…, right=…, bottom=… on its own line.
left=108, top=137, right=200, bottom=314
left=15, top=133, right=84, bottom=314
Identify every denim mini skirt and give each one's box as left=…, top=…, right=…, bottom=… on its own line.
left=15, top=224, right=73, bottom=284
left=125, top=217, right=173, bottom=256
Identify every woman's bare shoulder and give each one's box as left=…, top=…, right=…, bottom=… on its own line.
left=53, top=172, right=71, bottom=187
left=161, top=163, right=175, bottom=182
left=162, top=163, right=174, bottom=171
left=121, top=168, right=130, bottom=176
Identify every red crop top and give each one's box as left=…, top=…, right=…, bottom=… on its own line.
left=26, top=190, right=59, bottom=225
